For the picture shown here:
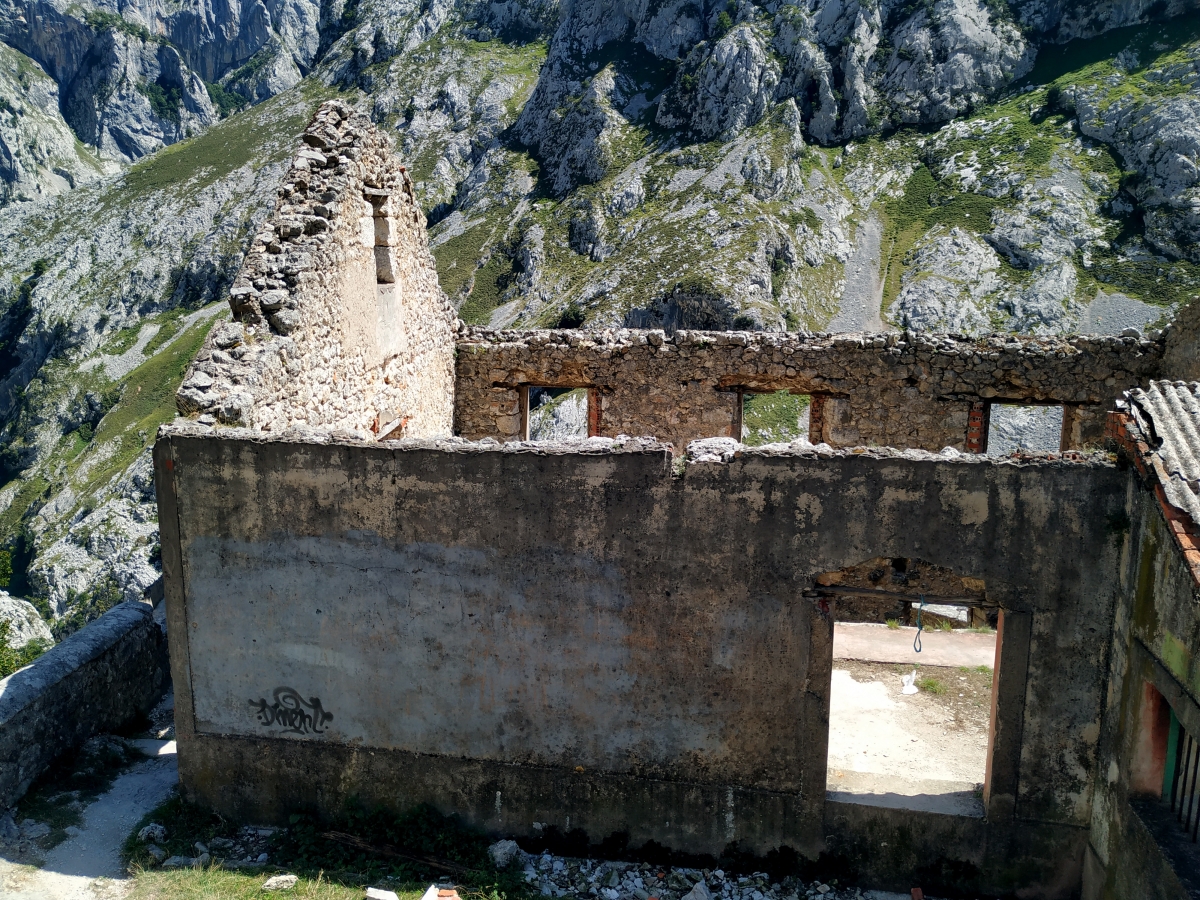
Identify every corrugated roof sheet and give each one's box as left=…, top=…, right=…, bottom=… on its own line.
left=1128, top=380, right=1200, bottom=526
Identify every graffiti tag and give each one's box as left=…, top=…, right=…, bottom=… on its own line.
left=249, top=687, right=334, bottom=735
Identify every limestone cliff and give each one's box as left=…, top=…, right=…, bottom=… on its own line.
left=1, top=0, right=1200, bottom=635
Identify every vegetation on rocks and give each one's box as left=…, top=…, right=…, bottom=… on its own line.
left=0, top=0, right=1198, bottom=633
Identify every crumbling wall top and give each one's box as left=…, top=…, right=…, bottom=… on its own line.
left=175, top=99, right=456, bottom=437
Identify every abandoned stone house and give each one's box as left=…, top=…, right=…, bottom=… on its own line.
left=134, top=100, right=1200, bottom=898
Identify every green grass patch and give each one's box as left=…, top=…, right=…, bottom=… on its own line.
left=115, top=86, right=323, bottom=201
left=70, top=315, right=215, bottom=500
left=885, top=619, right=900, bottom=630
left=458, top=251, right=516, bottom=324
left=433, top=224, right=496, bottom=301
left=1017, top=17, right=1200, bottom=92
left=0, top=473, right=49, bottom=545
left=127, top=798, right=528, bottom=898
left=205, top=81, right=247, bottom=119
left=103, top=323, right=144, bottom=356
left=128, top=868, right=374, bottom=900
left=916, top=676, right=946, bottom=695
left=890, top=165, right=1000, bottom=234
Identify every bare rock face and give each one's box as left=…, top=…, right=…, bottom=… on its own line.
left=0, top=590, right=52, bottom=649
left=0, top=43, right=117, bottom=206
left=888, top=226, right=1000, bottom=335
left=659, top=24, right=780, bottom=141
left=515, top=64, right=623, bottom=195
left=1074, top=47, right=1200, bottom=262
left=1009, top=0, right=1199, bottom=41
left=876, top=0, right=1032, bottom=129
left=0, top=0, right=341, bottom=167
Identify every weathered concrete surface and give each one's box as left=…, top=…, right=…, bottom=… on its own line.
left=0, top=602, right=168, bottom=808
left=1084, top=472, right=1200, bottom=900
left=156, top=426, right=1127, bottom=877
left=823, top=801, right=1087, bottom=899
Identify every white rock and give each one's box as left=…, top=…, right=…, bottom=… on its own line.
left=489, top=839, right=521, bottom=868
left=262, top=874, right=299, bottom=891
left=0, top=591, right=52, bottom=649
left=137, top=823, right=168, bottom=844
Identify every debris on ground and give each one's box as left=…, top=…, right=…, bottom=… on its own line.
left=506, top=844, right=871, bottom=900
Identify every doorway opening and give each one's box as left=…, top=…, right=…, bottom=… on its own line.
left=814, top=557, right=998, bottom=816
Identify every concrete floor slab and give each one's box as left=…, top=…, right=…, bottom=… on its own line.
left=827, top=662, right=990, bottom=817
left=833, top=623, right=995, bottom=668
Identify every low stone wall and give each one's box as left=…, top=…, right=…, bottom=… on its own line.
left=453, top=328, right=1164, bottom=451
left=156, top=424, right=1126, bottom=885
left=0, top=601, right=169, bottom=807
left=175, top=99, right=456, bottom=439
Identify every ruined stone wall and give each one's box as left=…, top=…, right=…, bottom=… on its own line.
left=156, top=426, right=1126, bottom=880
left=1163, top=297, right=1200, bottom=381
left=454, top=328, right=1164, bottom=451
left=175, top=100, right=456, bottom=438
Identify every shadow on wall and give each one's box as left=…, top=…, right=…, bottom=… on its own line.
left=624, top=280, right=760, bottom=333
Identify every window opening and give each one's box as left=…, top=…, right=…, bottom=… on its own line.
left=1168, top=709, right=1200, bottom=842
left=986, top=404, right=1064, bottom=456
left=740, top=390, right=811, bottom=445
left=367, top=191, right=396, bottom=284
left=525, top=387, right=589, bottom=441
left=813, top=558, right=997, bottom=817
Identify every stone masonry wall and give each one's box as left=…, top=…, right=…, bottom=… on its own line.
left=1163, top=297, right=1200, bottom=381
left=175, top=99, right=456, bottom=438
left=454, top=327, right=1164, bottom=451
left=0, top=601, right=168, bottom=807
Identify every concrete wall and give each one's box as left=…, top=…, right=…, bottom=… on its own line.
left=1085, top=465, right=1200, bottom=900
left=175, top=99, right=456, bottom=438
left=453, top=328, right=1163, bottom=452
left=0, top=601, right=168, bottom=807
left=156, top=425, right=1127, bottom=892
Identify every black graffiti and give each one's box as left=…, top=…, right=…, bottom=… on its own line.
left=249, top=687, right=334, bottom=735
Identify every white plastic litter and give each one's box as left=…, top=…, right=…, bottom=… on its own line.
left=901, top=670, right=919, bottom=694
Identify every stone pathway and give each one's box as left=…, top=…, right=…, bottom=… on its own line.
left=0, top=740, right=178, bottom=900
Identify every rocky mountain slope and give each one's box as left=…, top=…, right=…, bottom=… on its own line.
left=0, top=0, right=1198, bottom=640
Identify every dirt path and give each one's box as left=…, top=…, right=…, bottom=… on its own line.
left=0, top=741, right=178, bottom=900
